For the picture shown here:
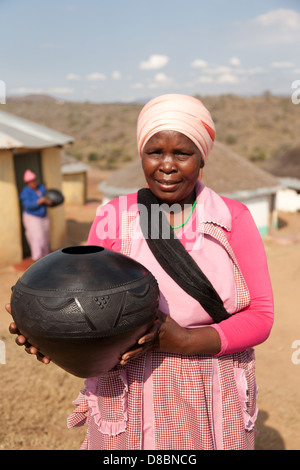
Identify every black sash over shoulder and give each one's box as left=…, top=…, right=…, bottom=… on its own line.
left=137, top=188, right=230, bottom=323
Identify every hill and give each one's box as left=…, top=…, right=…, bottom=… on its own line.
left=4, top=93, right=300, bottom=171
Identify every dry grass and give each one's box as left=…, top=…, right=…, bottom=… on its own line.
left=0, top=335, right=86, bottom=450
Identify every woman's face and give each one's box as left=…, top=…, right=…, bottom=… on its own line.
left=141, top=130, right=203, bottom=206
left=28, top=179, right=38, bottom=189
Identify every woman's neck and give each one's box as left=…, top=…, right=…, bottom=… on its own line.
left=159, top=189, right=197, bottom=230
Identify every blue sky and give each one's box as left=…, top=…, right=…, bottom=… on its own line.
left=1, top=0, right=300, bottom=103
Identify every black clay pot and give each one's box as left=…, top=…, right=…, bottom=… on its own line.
left=10, top=246, right=159, bottom=377
left=45, top=189, right=64, bottom=207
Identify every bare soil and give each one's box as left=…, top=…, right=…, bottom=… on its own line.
left=0, top=170, right=300, bottom=450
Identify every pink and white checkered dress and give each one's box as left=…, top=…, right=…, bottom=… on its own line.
left=67, top=183, right=261, bottom=450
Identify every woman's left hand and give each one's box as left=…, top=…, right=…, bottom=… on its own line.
left=120, top=311, right=190, bottom=365
left=119, top=312, right=162, bottom=366
left=120, top=309, right=222, bottom=365
left=154, top=312, right=190, bottom=354
left=156, top=312, right=222, bottom=355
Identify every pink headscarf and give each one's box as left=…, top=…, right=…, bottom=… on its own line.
left=24, top=169, right=37, bottom=183
left=137, top=94, right=215, bottom=163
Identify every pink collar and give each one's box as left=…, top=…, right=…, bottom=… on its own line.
left=195, top=181, right=232, bottom=232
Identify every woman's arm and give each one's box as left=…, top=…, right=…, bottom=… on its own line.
left=20, top=188, right=40, bottom=211
left=209, top=203, right=274, bottom=355
left=20, top=186, right=50, bottom=211
left=122, top=203, right=274, bottom=362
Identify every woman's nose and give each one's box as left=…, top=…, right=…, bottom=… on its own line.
left=159, top=155, right=176, bottom=173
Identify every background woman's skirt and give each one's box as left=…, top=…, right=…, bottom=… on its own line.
left=22, top=212, right=50, bottom=260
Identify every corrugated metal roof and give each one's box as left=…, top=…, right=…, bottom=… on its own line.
left=60, top=153, right=90, bottom=174
left=0, top=110, right=74, bottom=150
left=61, top=162, right=91, bottom=174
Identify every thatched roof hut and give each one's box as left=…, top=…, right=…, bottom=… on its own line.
left=261, top=145, right=300, bottom=180
left=261, top=145, right=300, bottom=212
left=98, top=142, right=281, bottom=237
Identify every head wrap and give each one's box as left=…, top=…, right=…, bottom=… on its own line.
left=24, top=169, right=37, bottom=183
left=137, top=94, right=215, bottom=163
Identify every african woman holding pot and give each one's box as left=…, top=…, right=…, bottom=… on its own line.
left=9, top=94, right=274, bottom=450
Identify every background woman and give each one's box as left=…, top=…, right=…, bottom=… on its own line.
left=20, top=169, right=52, bottom=261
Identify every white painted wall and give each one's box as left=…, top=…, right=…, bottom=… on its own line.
left=276, top=188, right=300, bottom=213
left=244, top=196, right=274, bottom=237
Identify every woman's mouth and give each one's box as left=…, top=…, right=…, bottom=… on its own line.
left=155, top=179, right=181, bottom=191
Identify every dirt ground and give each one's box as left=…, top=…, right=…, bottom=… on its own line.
left=0, top=170, right=300, bottom=450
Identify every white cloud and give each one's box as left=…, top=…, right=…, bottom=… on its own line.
left=154, top=72, right=171, bottom=83
left=197, top=76, right=214, bottom=84
left=217, top=74, right=240, bottom=84
left=208, top=66, right=232, bottom=75
left=148, top=72, right=174, bottom=88
left=229, top=57, right=241, bottom=67
left=191, top=59, right=208, bottom=68
left=66, top=73, right=81, bottom=81
left=131, top=82, right=144, bottom=89
left=10, top=87, right=44, bottom=94
left=248, top=8, right=300, bottom=45
left=111, top=71, right=122, bottom=80
left=254, top=9, right=300, bottom=30
left=271, top=61, right=294, bottom=68
left=10, top=86, right=75, bottom=96
left=139, top=54, right=169, bottom=70
left=49, top=87, right=75, bottom=94
left=195, top=65, right=267, bottom=86
left=86, top=72, right=106, bottom=81
left=247, top=67, right=266, bottom=75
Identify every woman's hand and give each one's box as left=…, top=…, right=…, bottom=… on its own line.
left=153, top=312, right=191, bottom=354
left=120, top=310, right=191, bottom=365
left=120, top=309, right=222, bottom=365
left=119, top=312, right=162, bottom=366
left=157, top=312, right=221, bottom=355
left=6, top=303, right=51, bottom=364
left=38, top=196, right=52, bottom=206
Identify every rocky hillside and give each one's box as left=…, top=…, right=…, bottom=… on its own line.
left=4, top=93, right=300, bottom=171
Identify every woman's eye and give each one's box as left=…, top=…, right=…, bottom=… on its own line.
left=147, top=150, right=161, bottom=157
left=175, top=152, right=191, bottom=160
left=176, top=149, right=191, bottom=155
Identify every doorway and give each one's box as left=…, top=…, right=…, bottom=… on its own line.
left=13, top=151, right=43, bottom=258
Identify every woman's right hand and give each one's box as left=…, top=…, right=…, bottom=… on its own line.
left=38, top=196, right=52, bottom=206
left=6, top=303, right=51, bottom=364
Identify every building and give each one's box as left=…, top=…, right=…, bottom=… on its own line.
left=98, top=141, right=281, bottom=238
left=61, top=153, right=90, bottom=205
left=262, top=145, right=300, bottom=213
left=0, top=109, right=73, bottom=267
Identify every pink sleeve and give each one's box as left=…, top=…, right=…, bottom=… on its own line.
left=87, top=199, right=122, bottom=252
left=87, top=193, right=138, bottom=252
left=211, top=199, right=274, bottom=355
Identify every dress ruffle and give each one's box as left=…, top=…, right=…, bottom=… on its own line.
left=67, top=391, right=89, bottom=428
left=68, top=371, right=129, bottom=438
